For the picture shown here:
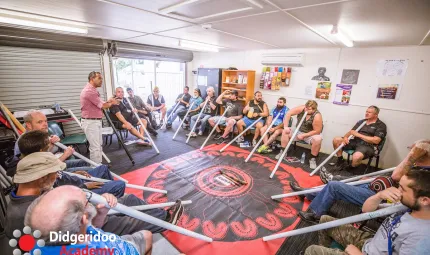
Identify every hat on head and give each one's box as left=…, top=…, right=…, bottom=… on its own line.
left=14, top=152, right=66, bottom=184
left=231, top=90, right=239, bottom=96
left=126, top=87, right=133, bottom=92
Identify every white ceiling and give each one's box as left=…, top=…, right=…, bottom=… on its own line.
left=0, top=0, right=429, bottom=51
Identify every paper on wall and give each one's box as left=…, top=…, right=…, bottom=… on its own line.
left=197, top=75, right=207, bottom=86
left=377, top=59, right=408, bottom=77
left=333, top=84, right=353, bottom=105
left=376, top=84, right=401, bottom=100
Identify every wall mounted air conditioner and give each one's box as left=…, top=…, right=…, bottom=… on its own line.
left=261, top=53, right=305, bottom=67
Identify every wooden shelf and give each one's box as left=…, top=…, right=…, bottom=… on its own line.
left=222, top=86, right=246, bottom=91
left=223, top=70, right=252, bottom=72
left=222, top=82, right=247, bottom=85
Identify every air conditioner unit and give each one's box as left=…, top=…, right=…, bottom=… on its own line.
left=261, top=53, right=305, bottom=67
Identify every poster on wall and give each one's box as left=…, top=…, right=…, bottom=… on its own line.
left=305, top=84, right=315, bottom=98
left=311, top=67, right=330, bottom=81
left=315, top=82, right=332, bottom=100
left=377, top=59, right=408, bottom=77
left=376, top=84, right=401, bottom=100
left=333, top=84, right=353, bottom=105
left=341, top=69, right=360, bottom=85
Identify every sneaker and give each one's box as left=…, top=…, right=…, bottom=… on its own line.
left=298, top=211, right=320, bottom=224
left=137, top=139, right=151, bottom=146
left=257, top=145, right=270, bottom=154
left=275, top=149, right=284, bottom=160
left=187, top=132, right=197, bottom=138
left=216, top=136, right=229, bottom=145
left=252, top=140, right=257, bottom=147
left=198, top=131, right=203, bottom=136
left=319, top=167, right=334, bottom=184
left=309, top=158, right=317, bottom=169
left=333, top=157, right=348, bottom=171
left=236, top=136, right=245, bottom=144
left=213, top=132, right=223, bottom=140
left=166, top=123, right=172, bottom=129
left=166, top=200, right=184, bottom=225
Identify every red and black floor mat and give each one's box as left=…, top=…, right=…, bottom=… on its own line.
left=121, top=144, right=323, bottom=255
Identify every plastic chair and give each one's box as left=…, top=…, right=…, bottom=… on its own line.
left=344, top=136, right=387, bottom=174
left=47, top=122, right=88, bottom=153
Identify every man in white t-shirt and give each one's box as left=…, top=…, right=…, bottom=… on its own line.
left=303, top=169, right=430, bottom=255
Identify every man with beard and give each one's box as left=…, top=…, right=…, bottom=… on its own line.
left=166, top=86, right=191, bottom=129
left=126, top=87, right=158, bottom=136
left=25, top=185, right=152, bottom=255
left=303, top=169, right=430, bottom=255
left=257, top=97, right=289, bottom=153
left=236, top=91, right=269, bottom=146
left=110, top=87, right=151, bottom=146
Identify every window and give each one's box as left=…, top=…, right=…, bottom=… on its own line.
left=112, top=58, right=185, bottom=107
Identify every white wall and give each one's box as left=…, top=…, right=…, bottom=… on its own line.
left=187, top=46, right=430, bottom=168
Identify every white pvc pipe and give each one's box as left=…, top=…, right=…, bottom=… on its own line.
left=107, top=200, right=192, bottom=215
left=0, top=165, right=13, bottom=185
left=162, top=94, right=184, bottom=129
left=186, top=99, right=209, bottom=144
left=220, top=117, right=263, bottom=152
left=263, top=204, right=408, bottom=241
left=172, top=101, right=196, bottom=140
left=85, top=190, right=213, bottom=242
left=310, top=121, right=367, bottom=176
left=271, top=178, right=375, bottom=199
left=68, top=109, right=111, bottom=164
left=54, top=142, right=128, bottom=183
left=245, top=112, right=281, bottom=162
left=65, top=172, right=167, bottom=194
left=270, top=111, right=308, bottom=179
left=125, top=97, right=160, bottom=154
left=200, top=106, right=231, bottom=150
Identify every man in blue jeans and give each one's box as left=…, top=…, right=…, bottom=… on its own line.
left=166, top=86, right=191, bottom=129
left=187, top=86, right=217, bottom=137
left=292, top=139, right=430, bottom=223
left=16, top=109, right=93, bottom=172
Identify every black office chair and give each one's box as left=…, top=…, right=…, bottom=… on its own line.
left=345, top=136, right=387, bottom=174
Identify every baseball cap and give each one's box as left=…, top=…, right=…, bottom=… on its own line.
left=126, top=87, right=133, bottom=92
left=14, top=152, right=66, bottom=184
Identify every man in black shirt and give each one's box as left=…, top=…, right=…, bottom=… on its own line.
left=111, top=87, right=151, bottom=146
left=166, top=86, right=191, bottom=129
left=331, top=105, right=387, bottom=172
left=126, top=87, right=158, bottom=135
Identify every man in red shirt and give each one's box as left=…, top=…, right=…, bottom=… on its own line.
left=80, top=71, right=119, bottom=163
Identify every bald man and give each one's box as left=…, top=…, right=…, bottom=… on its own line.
left=25, top=185, right=152, bottom=255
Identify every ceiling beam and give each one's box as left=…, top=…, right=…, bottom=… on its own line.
left=262, top=0, right=338, bottom=45
left=158, top=0, right=204, bottom=14
left=245, top=0, right=264, bottom=9
left=194, top=7, right=253, bottom=20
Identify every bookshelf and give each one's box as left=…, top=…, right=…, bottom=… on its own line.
left=221, top=70, right=255, bottom=113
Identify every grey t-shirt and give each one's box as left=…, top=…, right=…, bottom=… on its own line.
left=222, top=99, right=243, bottom=118
left=362, top=211, right=430, bottom=255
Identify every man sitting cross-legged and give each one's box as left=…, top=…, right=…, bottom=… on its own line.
left=291, top=139, right=430, bottom=224
left=210, top=90, right=244, bottom=145
left=276, top=100, right=323, bottom=169
left=25, top=185, right=153, bottom=255
left=111, top=87, right=151, bottom=146
left=303, top=169, right=430, bottom=255
left=236, top=91, right=269, bottom=146
left=257, top=97, right=289, bottom=154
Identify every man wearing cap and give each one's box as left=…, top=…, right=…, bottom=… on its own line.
left=209, top=89, right=244, bottom=145
left=5, top=151, right=184, bottom=239
left=80, top=71, right=120, bottom=163
left=126, top=87, right=158, bottom=136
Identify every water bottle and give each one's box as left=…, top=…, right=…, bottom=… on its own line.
left=300, top=152, right=306, bottom=164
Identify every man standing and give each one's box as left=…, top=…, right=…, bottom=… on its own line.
left=166, top=86, right=191, bottom=129
left=276, top=100, right=323, bottom=169
left=110, top=87, right=151, bottom=146
left=236, top=91, right=269, bottom=146
left=209, top=90, right=244, bottom=145
left=126, top=87, right=158, bottom=135
left=187, top=86, right=217, bottom=138
left=257, top=97, right=289, bottom=153
left=80, top=71, right=119, bottom=163
left=147, top=86, right=167, bottom=127
left=331, top=106, right=387, bottom=172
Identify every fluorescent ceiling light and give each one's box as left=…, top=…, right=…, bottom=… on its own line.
left=0, top=10, right=88, bottom=34
left=194, top=7, right=253, bottom=20
left=331, top=25, right=353, bottom=47
left=246, top=0, right=264, bottom=9
left=159, top=0, right=203, bottom=14
left=179, top=40, right=222, bottom=52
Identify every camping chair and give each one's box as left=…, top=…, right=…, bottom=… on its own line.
left=344, top=136, right=387, bottom=174
left=48, top=122, right=88, bottom=153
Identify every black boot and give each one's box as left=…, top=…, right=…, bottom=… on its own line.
left=298, top=211, right=320, bottom=224
left=333, top=157, right=348, bottom=171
